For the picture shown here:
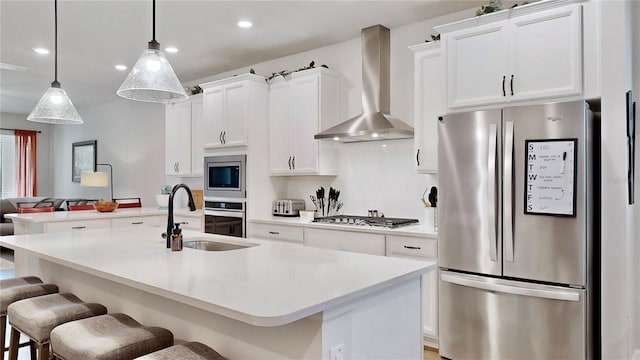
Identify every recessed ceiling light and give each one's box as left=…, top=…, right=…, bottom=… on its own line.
left=115, top=64, right=127, bottom=71
left=33, top=48, right=49, bottom=55
left=372, top=133, right=379, bottom=138
left=237, top=20, right=253, bottom=29
left=333, top=136, right=340, bottom=141
left=165, top=47, right=178, bottom=53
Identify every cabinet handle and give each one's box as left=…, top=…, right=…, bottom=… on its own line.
left=222, top=131, right=226, bottom=144
left=131, top=221, right=144, bottom=225
left=292, top=156, right=295, bottom=169
left=177, top=162, right=180, bottom=172
left=510, top=74, right=514, bottom=96
left=288, top=156, right=292, bottom=170
left=219, top=131, right=223, bottom=144
left=416, top=149, right=420, bottom=166
left=268, top=231, right=280, bottom=235
left=502, top=75, right=506, bottom=97
left=71, top=226, right=86, bottom=230
left=403, top=245, right=421, bottom=250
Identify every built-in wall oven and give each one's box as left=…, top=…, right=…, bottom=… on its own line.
left=204, top=155, right=246, bottom=198
left=204, top=200, right=245, bottom=238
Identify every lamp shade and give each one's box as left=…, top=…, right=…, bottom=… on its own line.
left=81, top=171, right=109, bottom=187
left=116, top=48, right=188, bottom=103
left=27, top=86, right=83, bottom=124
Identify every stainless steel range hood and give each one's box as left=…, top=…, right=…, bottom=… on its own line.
left=315, top=25, right=413, bottom=143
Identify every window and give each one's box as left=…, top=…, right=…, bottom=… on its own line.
left=0, top=133, right=17, bottom=198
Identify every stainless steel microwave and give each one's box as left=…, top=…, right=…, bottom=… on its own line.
left=204, top=155, right=246, bottom=198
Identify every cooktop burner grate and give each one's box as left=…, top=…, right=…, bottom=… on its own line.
left=312, top=215, right=419, bottom=228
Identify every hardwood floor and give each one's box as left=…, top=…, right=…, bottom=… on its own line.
left=424, top=346, right=440, bottom=360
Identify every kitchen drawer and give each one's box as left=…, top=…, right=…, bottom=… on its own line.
left=112, top=216, right=164, bottom=228
left=248, top=223, right=303, bottom=243
left=45, top=219, right=111, bottom=233
left=304, top=228, right=385, bottom=256
left=174, top=215, right=202, bottom=231
left=386, top=235, right=437, bottom=259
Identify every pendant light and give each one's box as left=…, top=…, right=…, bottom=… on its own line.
left=27, top=0, right=83, bottom=124
left=116, top=0, right=187, bottom=103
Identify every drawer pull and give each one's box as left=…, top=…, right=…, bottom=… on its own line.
left=268, top=231, right=280, bottom=235
left=131, top=221, right=144, bottom=225
left=403, top=245, right=421, bottom=250
left=71, top=226, right=86, bottom=230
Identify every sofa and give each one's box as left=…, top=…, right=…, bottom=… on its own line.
left=0, top=197, right=66, bottom=236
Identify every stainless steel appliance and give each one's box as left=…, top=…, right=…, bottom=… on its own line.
left=313, top=215, right=419, bottom=229
left=203, top=200, right=245, bottom=238
left=438, top=100, right=599, bottom=359
left=204, top=155, right=246, bottom=198
left=272, top=199, right=305, bottom=217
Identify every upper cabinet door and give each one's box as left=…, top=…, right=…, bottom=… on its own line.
left=507, top=4, right=582, bottom=102
left=269, top=82, right=293, bottom=174
left=203, top=87, right=224, bottom=147
left=222, top=82, right=248, bottom=147
left=165, top=101, right=192, bottom=176
left=291, top=76, right=320, bottom=174
left=445, top=21, right=509, bottom=109
left=190, top=96, right=204, bottom=176
left=411, top=42, right=444, bottom=174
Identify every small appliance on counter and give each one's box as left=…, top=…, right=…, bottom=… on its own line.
left=272, top=199, right=305, bottom=217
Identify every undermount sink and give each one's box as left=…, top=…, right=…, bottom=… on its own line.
left=183, top=239, right=258, bottom=251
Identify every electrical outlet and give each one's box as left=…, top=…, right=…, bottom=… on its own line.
left=330, top=343, right=345, bottom=360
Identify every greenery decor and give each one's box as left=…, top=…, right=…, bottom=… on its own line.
left=425, top=34, right=440, bottom=43
left=476, top=0, right=502, bottom=16
left=185, top=85, right=202, bottom=95
left=264, top=61, right=329, bottom=83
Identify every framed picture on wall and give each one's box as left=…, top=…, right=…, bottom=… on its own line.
left=72, top=140, right=97, bottom=182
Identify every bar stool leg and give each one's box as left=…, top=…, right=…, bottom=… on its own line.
left=1, top=314, right=6, bottom=359
left=37, top=342, right=48, bottom=360
left=9, top=327, right=20, bottom=360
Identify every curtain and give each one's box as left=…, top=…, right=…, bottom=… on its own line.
left=15, top=130, right=37, bottom=196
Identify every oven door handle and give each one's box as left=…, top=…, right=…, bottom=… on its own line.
left=204, top=209, right=245, bottom=218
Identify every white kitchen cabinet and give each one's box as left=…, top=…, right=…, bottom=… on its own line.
left=410, top=42, right=444, bottom=174
left=248, top=223, right=304, bottom=244
left=386, top=235, right=439, bottom=348
left=438, top=2, right=582, bottom=110
left=165, top=100, right=192, bottom=176
left=303, top=228, right=385, bottom=256
left=200, top=74, right=268, bottom=149
left=44, top=219, right=111, bottom=233
left=111, top=216, right=163, bottom=228
left=164, top=95, right=203, bottom=177
left=268, top=68, right=339, bottom=176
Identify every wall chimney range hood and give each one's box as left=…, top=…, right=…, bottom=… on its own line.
left=315, top=25, right=413, bottom=143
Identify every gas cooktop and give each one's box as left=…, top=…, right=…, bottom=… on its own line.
left=312, top=215, right=419, bottom=229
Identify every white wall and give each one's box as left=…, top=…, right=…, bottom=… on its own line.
left=631, top=1, right=640, bottom=358
left=599, top=1, right=635, bottom=359
left=49, top=100, right=165, bottom=206
left=0, top=112, right=52, bottom=196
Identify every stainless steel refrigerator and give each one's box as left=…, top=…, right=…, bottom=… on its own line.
left=438, top=100, right=599, bottom=359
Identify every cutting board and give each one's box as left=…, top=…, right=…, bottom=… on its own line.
left=192, top=190, right=203, bottom=209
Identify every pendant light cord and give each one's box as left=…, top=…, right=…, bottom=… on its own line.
left=147, top=0, right=160, bottom=50
left=152, top=0, right=156, bottom=41
left=52, top=0, right=59, bottom=87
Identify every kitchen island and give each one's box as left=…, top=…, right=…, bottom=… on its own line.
left=6, top=207, right=202, bottom=235
left=0, top=226, right=434, bottom=359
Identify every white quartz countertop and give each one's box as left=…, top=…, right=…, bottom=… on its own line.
left=0, top=227, right=434, bottom=327
left=6, top=207, right=202, bottom=223
left=249, top=216, right=437, bottom=238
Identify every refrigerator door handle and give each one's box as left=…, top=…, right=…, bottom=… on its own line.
left=488, top=124, right=498, bottom=261
left=441, top=272, right=580, bottom=302
left=504, top=121, right=515, bottom=262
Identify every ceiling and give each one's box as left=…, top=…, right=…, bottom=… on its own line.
left=0, top=0, right=485, bottom=115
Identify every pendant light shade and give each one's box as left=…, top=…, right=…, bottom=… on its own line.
left=116, top=0, right=187, bottom=103
left=27, top=0, right=83, bottom=125
left=27, top=83, right=82, bottom=124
